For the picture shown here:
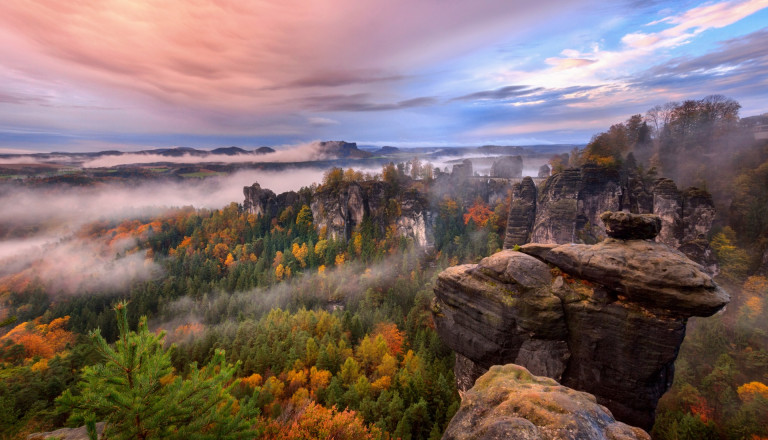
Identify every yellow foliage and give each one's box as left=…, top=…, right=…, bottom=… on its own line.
left=309, top=367, right=332, bottom=393
left=371, top=376, right=392, bottom=392
left=31, top=358, right=49, bottom=372
left=737, top=381, right=768, bottom=402
left=292, top=242, right=309, bottom=268
left=335, top=253, right=345, bottom=266
left=314, top=240, right=328, bottom=257
left=318, top=265, right=326, bottom=275
left=275, top=264, right=285, bottom=281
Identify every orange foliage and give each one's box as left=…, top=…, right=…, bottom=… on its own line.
left=1, top=316, right=75, bottom=360
left=744, top=276, right=768, bottom=296
left=373, top=322, right=405, bottom=357
left=241, top=373, right=263, bottom=389
left=463, top=198, right=493, bottom=227
left=261, top=402, right=382, bottom=440
left=173, top=322, right=204, bottom=339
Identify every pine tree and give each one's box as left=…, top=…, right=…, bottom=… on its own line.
left=56, top=302, right=259, bottom=440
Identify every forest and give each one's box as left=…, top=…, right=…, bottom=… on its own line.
left=1, top=95, right=767, bottom=439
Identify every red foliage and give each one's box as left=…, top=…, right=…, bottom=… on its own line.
left=373, top=322, right=405, bottom=357
left=463, top=199, right=493, bottom=227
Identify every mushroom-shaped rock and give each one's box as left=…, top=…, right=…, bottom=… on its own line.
left=443, top=364, right=650, bottom=440
left=519, top=239, right=729, bottom=316
left=434, top=226, right=729, bottom=429
left=600, top=211, right=661, bottom=240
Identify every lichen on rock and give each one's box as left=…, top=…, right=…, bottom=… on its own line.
left=443, top=364, right=650, bottom=440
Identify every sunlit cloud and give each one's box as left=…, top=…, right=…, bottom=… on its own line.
left=0, top=0, right=766, bottom=147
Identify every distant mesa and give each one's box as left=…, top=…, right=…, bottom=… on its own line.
left=209, top=146, right=249, bottom=156
left=316, top=141, right=372, bottom=159
left=140, top=147, right=207, bottom=157
left=371, top=146, right=400, bottom=156
left=253, top=146, right=276, bottom=155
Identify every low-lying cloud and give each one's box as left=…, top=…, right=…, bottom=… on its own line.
left=80, top=142, right=337, bottom=168
left=0, top=167, right=326, bottom=295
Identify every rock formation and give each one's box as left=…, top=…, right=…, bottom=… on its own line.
left=502, top=164, right=717, bottom=272
left=243, top=182, right=301, bottom=218
left=503, top=177, right=536, bottom=249
left=433, top=212, right=728, bottom=430
left=538, top=164, right=551, bottom=178
left=28, top=423, right=105, bottom=440
left=451, top=159, right=473, bottom=179
left=490, top=155, right=523, bottom=178
left=443, top=364, right=650, bottom=440
left=316, top=141, right=372, bottom=159
left=244, top=180, right=431, bottom=246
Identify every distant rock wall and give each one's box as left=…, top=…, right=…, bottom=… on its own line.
left=244, top=180, right=431, bottom=246
left=433, top=212, right=728, bottom=430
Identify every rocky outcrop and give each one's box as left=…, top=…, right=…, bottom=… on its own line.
left=451, top=159, right=473, bottom=179
left=443, top=364, right=650, bottom=440
left=28, top=423, right=105, bottom=440
left=538, top=164, right=551, bottom=178
left=309, top=181, right=431, bottom=245
left=243, top=182, right=279, bottom=217
left=433, top=212, right=728, bottom=430
left=503, top=177, right=537, bottom=248
left=490, top=156, right=523, bottom=178
left=509, top=164, right=717, bottom=271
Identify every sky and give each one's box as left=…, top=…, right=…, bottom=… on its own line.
left=0, top=0, right=767, bottom=153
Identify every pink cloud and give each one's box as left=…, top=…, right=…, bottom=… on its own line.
left=0, top=0, right=580, bottom=135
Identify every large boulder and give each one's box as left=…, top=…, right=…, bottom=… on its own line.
left=433, top=212, right=729, bottom=430
left=443, top=364, right=650, bottom=440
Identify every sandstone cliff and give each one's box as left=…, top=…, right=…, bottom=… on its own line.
left=433, top=212, right=728, bottom=430
left=443, top=364, right=650, bottom=440
left=504, top=164, right=717, bottom=273
left=244, top=180, right=431, bottom=246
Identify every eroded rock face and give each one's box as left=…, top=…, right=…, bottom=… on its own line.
left=243, top=182, right=278, bottom=217
left=443, top=364, right=650, bottom=440
left=490, top=155, right=524, bottom=178
left=514, top=165, right=717, bottom=272
left=503, top=177, right=537, bottom=249
left=433, top=212, right=729, bottom=430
